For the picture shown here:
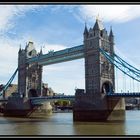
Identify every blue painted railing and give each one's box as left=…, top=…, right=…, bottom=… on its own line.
left=107, top=92, right=140, bottom=97
left=30, top=95, right=75, bottom=105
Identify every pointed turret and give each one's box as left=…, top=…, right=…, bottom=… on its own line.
left=109, top=26, right=114, bottom=37
left=109, top=26, right=114, bottom=56
left=109, top=26, right=114, bottom=43
left=93, top=18, right=104, bottom=31
left=84, top=22, right=88, bottom=39
left=18, top=44, right=21, bottom=53
left=84, top=22, right=88, bottom=34
left=93, top=18, right=104, bottom=37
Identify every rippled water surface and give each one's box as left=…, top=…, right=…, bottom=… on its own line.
left=0, top=110, right=140, bottom=136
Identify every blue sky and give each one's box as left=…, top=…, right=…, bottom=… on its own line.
left=1, top=5, right=140, bottom=95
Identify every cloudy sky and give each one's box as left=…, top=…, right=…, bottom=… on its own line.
left=1, top=4, right=140, bottom=95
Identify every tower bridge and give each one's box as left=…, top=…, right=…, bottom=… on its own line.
left=1, top=19, right=140, bottom=121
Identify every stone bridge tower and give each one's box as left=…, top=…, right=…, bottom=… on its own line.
left=18, top=41, right=42, bottom=98
left=73, top=19, right=125, bottom=121
left=84, top=19, right=115, bottom=95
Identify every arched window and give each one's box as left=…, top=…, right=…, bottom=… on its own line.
left=100, top=31, right=103, bottom=37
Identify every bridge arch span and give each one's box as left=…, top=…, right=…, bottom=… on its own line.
left=28, top=88, right=38, bottom=97
left=101, top=81, right=113, bottom=94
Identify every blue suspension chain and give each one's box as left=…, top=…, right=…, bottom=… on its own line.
left=99, top=47, right=140, bottom=82
left=114, top=52, right=140, bottom=75
left=98, top=47, right=140, bottom=97
left=0, top=68, right=18, bottom=96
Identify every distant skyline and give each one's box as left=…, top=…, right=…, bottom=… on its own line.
left=1, top=5, right=140, bottom=94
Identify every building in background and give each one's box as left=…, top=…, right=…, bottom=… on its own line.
left=0, top=83, right=61, bottom=98
left=42, top=83, right=55, bottom=96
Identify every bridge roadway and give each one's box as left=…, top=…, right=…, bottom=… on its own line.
left=1, top=92, right=140, bottom=105
left=26, top=45, right=84, bottom=66
left=30, top=93, right=140, bottom=105
left=107, top=92, right=140, bottom=97
left=30, top=95, right=75, bottom=105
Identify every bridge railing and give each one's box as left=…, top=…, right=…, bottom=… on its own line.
left=107, top=92, right=140, bottom=97
left=30, top=95, right=75, bottom=105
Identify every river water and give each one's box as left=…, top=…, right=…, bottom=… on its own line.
left=0, top=110, right=140, bottom=137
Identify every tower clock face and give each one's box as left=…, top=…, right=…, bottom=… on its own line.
left=27, top=51, right=32, bottom=58
left=27, top=49, right=36, bottom=58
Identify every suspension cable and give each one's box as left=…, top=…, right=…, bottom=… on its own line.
left=99, top=47, right=140, bottom=82
left=0, top=68, right=18, bottom=96
left=114, top=52, right=140, bottom=74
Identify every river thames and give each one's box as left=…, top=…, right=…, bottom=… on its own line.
left=0, top=110, right=140, bottom=137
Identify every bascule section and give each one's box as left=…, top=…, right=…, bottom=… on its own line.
left=73, top=19, right=125, bottom=121
left=18, top=41, right=42, bottom=98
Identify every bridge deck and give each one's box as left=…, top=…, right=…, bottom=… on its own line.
left=30, top=93, right=140, bottom=105
left=0, top=92, right=139, bottom=105
left=107, top=92, right=140, bottom=97
left=30, top=95, right=75, bottom=105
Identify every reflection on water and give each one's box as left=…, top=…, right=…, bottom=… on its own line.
left=0, top=111, right=140, bottom=136
left=73, top=121, right=126, bottom=135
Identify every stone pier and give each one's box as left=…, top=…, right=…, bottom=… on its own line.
left=73, top=91, right=125, bottom=121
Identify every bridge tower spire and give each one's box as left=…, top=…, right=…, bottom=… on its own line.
left=109, top=26, right=114, bottom=42
left=84, top=22, right=88, bottom=39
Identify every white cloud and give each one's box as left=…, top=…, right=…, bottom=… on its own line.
left=0, top=37, right=19, bottom=84
left=0, top=34, right=68, bottom=84
left=0, top=5, right=42, bottom=32
left=0, top=5, right=44, bottom=84
left=78, top=5, right=140, bottom=23
left=18, top=32, right=67, bottom=53
left=42, top=42, right=66, bottom=53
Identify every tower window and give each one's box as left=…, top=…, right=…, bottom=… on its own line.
left=100, top=31, right=103, bottom=37
left=28, top=51, right=32, bottom=56
left=90, top=41, right=92, bottom=46
left=90, top=33, right=92, bottom=37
